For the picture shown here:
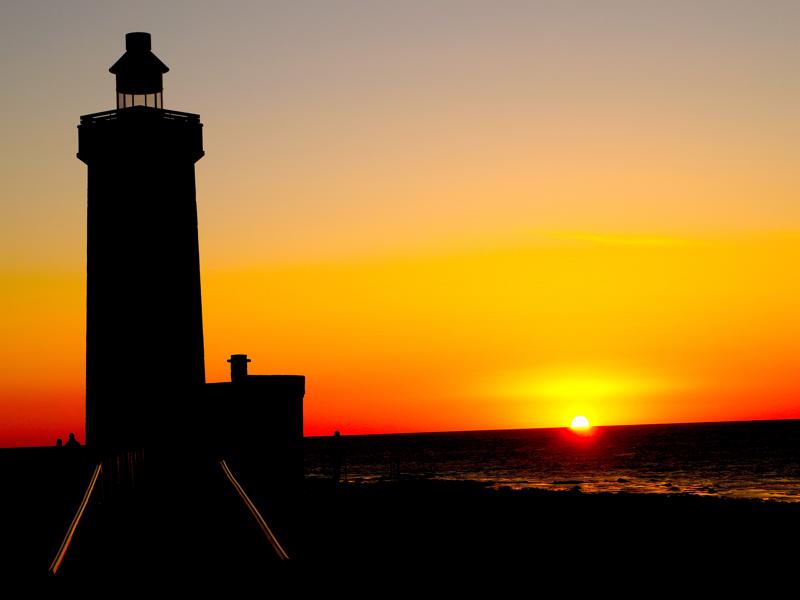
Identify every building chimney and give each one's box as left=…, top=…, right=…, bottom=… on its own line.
left=227, top=354, right=251, bottom=383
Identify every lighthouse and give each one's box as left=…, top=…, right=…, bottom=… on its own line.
left=78, top=33, right=206, bottom=453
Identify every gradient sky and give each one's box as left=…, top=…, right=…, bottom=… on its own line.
left=2, top=1, right=799, bottom=446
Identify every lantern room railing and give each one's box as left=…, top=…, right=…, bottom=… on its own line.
left=80, top=107, right=200, bottom=125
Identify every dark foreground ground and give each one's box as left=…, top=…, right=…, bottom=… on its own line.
left=299, top=478, right=800, bottom=568
left=2, top=449, right=797, bottom=577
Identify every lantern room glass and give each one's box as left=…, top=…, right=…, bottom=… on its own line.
left=117, top=92, right=163, bottom=109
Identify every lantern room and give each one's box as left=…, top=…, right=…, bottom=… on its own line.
left=109, top=32, right=169, bottom=109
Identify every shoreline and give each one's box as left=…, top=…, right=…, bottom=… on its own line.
left=305, top=473, right=800, bottom=504
left=306, top=475, right=800, bottom=507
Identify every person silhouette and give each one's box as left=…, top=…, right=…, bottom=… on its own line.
left=64, top=433, right=81, bottom=448
left=56, top=438, right=63, bottom=448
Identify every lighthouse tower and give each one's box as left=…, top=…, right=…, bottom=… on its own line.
left=78, top=33, right=206, bottom=453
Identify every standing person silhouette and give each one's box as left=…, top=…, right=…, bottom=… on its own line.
left=64, top=433, right=81, bottom=448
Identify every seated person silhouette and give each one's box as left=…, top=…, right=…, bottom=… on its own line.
left=64, top=432, right=81, bottom=448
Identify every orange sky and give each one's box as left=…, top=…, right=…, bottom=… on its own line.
left=1, top=2, right=799, bottom=445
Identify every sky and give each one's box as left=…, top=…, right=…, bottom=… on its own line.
left=1, top=1, right=799, bottom=446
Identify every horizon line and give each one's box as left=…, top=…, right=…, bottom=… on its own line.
left=2, top=416, right=798, bottom=450
left=306, top=416, right=800, bottom=439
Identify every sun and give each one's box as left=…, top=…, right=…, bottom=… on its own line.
left=570, top=415, right=591, bottom=431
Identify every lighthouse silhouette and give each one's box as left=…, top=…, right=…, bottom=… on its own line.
left=78, top=33, right=206, bottom=452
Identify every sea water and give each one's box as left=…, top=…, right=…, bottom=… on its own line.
left=305, top=420, right=800, bottom=502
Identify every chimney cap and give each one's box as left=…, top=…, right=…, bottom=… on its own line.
left=227, top=354, right=252, bottom=363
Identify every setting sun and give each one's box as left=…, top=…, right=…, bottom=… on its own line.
left=570, top=416, right=591, bottom=431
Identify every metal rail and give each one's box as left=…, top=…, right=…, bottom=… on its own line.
left=220, top=460, right=290, bottom=561
left=48, top=463, right=103, bottom=575
left=48, top=457, right=287, bottom=573
left=80, top=107, right=201, bottom=124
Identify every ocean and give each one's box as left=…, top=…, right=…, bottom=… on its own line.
left=304, top=419, right=800, bottom=502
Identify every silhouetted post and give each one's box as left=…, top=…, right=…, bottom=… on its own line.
left=78, top=32, right=206, bottom=454
left=332, top=430, right=343, bottom=484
